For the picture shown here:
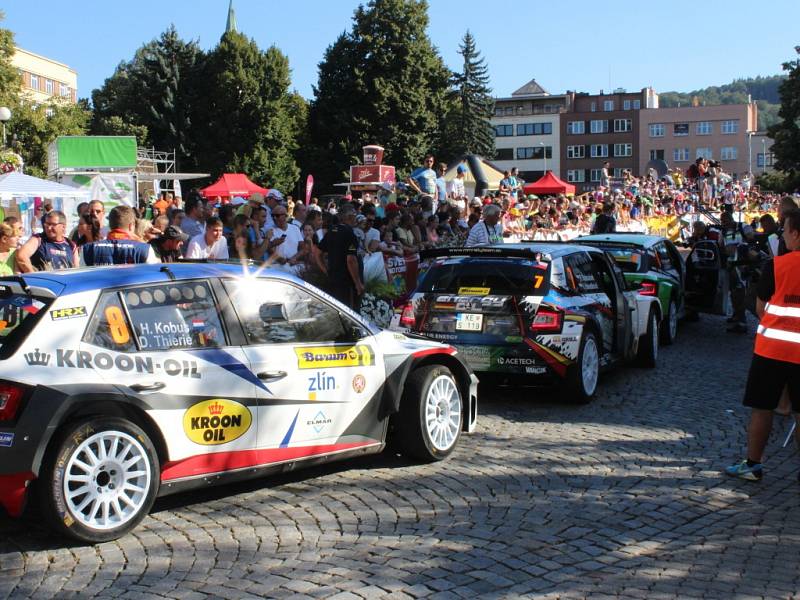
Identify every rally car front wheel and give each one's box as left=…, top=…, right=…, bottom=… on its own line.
left=397, top=365, right=463, bottom=462
left=40, top=417, right=160, bottom=543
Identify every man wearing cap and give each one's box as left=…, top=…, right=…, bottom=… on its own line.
left=448, top=165, right=467, bottom=203
left=150, top=225, right=189, bottom=263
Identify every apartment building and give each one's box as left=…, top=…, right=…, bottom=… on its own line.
left=490, top=79, right=568, bottom=184
left=638, top=103, right=757, bottom=178
left=11, top=47, right=78, bottom=104
left=750, top=132, right=775, bottom=174
left=559, top=88, right=658, bottom=192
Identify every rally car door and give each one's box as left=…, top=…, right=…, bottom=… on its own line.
left=79, top=281, right=258, bottom=473
left=222, top=278, right=385, bottom=454
left=685, top=240, right=730, bottom=315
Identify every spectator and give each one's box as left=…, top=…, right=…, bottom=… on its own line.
left=407, top=154, right=438, bottom=206
left=267, top=204, right=304, bottom=271
left=81, top=206, right=160, bottom=266
left=591, top=202, right=617, bottom=234
left=186, top=216, right=229, bottom=260
left=465, top=204, right=503, bottom=247
left=0, top=222, right=19, bottom=275
left=150, top=225, right=189, bottom=263
left=182, top=196, right=206, bottom=238
left=318, top=204, right=364, bottom=308
left=16, top=210, right=78, bottom=272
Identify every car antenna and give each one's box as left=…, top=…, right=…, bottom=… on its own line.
left=160, top=265, right=176, bottom=281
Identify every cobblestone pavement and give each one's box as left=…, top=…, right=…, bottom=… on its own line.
left=1, top=314, right=799, bottom=599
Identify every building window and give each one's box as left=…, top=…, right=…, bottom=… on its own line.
left=30, top=74, right=39, bottom=90
left=494, top=125, right=514, bottom=137
left=494, top=107, right=504, bottom=116
left=567, top=145, right=585, bottom=159
left=633, top=100, right=641, bottom=109
left=696, top=147, right=713, bottom=160
left=673, top=148, right=690, bottom=162
left=590, top=144, right=609, bottom=158
left=516, top=122, right=553, bottom=136
left=614, top=143, right=632, bottom=157
left=567, top=170, right=586, bottom=183
left=613, top=168, right=625, bottom=177
left=757, top=153, right=774, bottom=168
left=623, top=100, right=631, bottom=110
left=495, top=148, right=514, bottom=161
left=516, top=146, right=552, bottom=160
left=589, top=169, right=602, bottom=182
left=673, top=123, right=689, bottom=136
left=603, top=100, right=614, bottom=111
left=45, top=79, right=54, bottom=95
left=614, top=119, right=632, bottom=132
left=59, top=83, right=70, bottom=97
left=721, top=120, right=739, bottom=134
left=590, top=120, right=608, bottom=134
left=649, top=149, right=665, bottom=160
left=567, top=121, right=585, bottom=135
left=720, top=147, right=738, bottom=160
left=649, top=124, right=665, bottom=137
left=696, top=121, right=712, bottom=135
left=590, top=102, right=597, bottom=112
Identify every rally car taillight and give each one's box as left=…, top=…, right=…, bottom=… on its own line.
left=400, top=302, right=416, bottom=328
left=530, top=307, right=563, bottom=334
left=638, top=281, right=658, bottom=296
left=0, top=381, right=27, bottom=422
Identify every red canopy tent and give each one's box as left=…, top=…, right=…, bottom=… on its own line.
left=522, top=171, right=576, bottom=196
left=199, top=173, right=269, bottom=198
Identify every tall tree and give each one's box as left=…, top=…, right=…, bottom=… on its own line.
left=440, top=31, right=494, bottom=161
left=0, top=11, right=19, bottom=107
left=768, top=46, right=800, bottom=176
left=193, top=32, right=300, bottom=191
left=307, top=0, right=451, bottom=191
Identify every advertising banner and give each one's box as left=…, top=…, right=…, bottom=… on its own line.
left=61, top=173, right=136, bottom=209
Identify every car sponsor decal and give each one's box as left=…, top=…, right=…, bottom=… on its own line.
left=295, top=345, right=374, bottom=369
left=0, top=432, right=13, bottom=447
left=434, top=295, right=510, bottom=313
left=308, top=371, right=337, bottom=400
left=42, top=348, right=201, bottom=378
left=458, top=287, right=490, bottom=296
left=352, top=374, right=366, bottom=393
left=50, top=306, right=87, bottom=320
left=192, top=348, right=271, bottom=393
left=183, top=399, right=252, bottom=445
left=308, top=411, right=332, bottom=433
left=280, top=411, right=299, bottom=448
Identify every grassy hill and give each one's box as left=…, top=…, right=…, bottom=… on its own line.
left=659, top=75, right=784, bottom=131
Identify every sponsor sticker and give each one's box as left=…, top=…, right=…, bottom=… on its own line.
left=40, top=348, right=201, bottom=378
left=352, top=374, right=366, bottom=393
left=50, top=306, right=87, bottom=321
left=307, top=411, right=332, bottom=433
left=0, top=432, right=13, bottom=447
left=295, top=345, right=374, bottom=369
left=458, top=287, right=490, bottom=296
left=183, top=399, right=252, bottom=445
left=308, top=371, right=337, bottom=400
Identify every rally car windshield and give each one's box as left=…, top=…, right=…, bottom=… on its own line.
left=0, top=293, right=50, bottom=357
left=417, top=259, right=550, bottom=296
left=599, top=247, right=647, bottom=273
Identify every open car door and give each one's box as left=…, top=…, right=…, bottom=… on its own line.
left=684, top=240, right=729, bottom=315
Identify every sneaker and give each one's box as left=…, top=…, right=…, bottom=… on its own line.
left=725, top=459, right=763, bottom=481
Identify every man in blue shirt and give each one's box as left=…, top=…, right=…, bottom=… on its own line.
left=434, top=162, right=448, bottom=212
left=407, top=155, right=438, bottom=205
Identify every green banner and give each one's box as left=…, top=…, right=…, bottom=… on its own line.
left=56, top=136, right=137, bottom=169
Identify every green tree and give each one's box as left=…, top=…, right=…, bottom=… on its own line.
left=307, top=0, right=451, bottom=191
left=193, top=32, right=299, bottom=191
left=768, top=46, right=800, bottom=176
left=0, top=11, right=19, bottom=106
left=440, top=31, right=494, bottom=161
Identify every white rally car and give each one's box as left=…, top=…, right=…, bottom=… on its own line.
left=0, top=264, right=477, bottom=542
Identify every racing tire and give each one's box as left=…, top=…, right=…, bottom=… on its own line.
left=563, top=331, right=600, bottom=404
left=40, top=417, right=160, bottom=543
left=637, top=308, right=659, bottom=368
left=396, top=365, right=462, bottom=462
left=660, top=299, right=678, bottom=346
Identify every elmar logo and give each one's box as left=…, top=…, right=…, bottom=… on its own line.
left=50, top=306, right=87, bottom=320
left=24, top=348, right=51, bottom=366
left=307, top=411, right=332, bottom=433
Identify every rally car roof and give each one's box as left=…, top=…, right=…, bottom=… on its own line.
left=576, top=233, right=665, bottom=248
left=16, top=263, right=296, bottom=295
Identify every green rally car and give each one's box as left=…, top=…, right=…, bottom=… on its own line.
left=576, top=234, right=684, bottom=345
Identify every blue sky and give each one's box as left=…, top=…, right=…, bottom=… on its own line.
left=6, top=0, right=800, bottom=101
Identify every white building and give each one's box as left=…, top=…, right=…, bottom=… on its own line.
left=490, top=79, right=568, bottom=186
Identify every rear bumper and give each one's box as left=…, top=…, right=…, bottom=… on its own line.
left=454, top=343, right=557, bottom=377
left=0, top=471, right=35, bottom=517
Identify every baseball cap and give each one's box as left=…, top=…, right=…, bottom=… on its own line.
left=162, top=225, right=189, bottom=242
left=470, top=197, right=482, bottom=207
left=231, top=196, right=246, bottom=206
left=457, top=165, right=468, bottom=174
left=355, top=214, right=367, bottom=224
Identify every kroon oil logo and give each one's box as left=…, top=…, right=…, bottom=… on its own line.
left=183, top=399, right=252, bottom=445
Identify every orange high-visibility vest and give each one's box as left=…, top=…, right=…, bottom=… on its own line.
left=754, top=251, right=800, bottom=364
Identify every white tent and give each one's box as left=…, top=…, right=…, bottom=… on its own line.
left=0, top=172, right=90, bottom=238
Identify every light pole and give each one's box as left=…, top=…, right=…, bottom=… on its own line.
left=539, top=141, right=547, bottom=175
left=0, top=107, right=10, bottom=148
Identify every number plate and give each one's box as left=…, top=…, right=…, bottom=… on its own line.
left=456, top=313, right=483, bottom=332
